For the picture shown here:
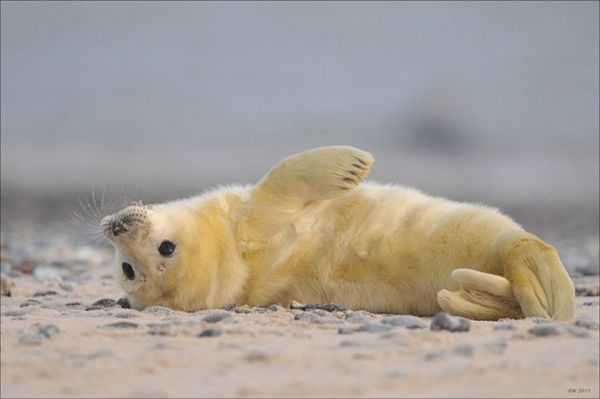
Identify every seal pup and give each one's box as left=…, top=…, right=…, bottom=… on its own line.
left=101, top=146, right=575, bottom=320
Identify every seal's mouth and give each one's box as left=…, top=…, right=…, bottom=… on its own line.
left=122, top=262, right=135, bottom=280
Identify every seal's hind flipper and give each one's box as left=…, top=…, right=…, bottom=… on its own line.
left=495, top=230, right=575, bottom=321
left=437, top=269, right=523, bottom=320
left=253, top=146, right=373, bottom=206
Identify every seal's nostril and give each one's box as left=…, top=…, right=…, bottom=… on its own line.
left=112, top=221, right=127, bottom=237
left=122, top=262, right=135, bottom=280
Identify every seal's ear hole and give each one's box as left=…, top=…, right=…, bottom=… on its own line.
left=158, top=241, right=176, bottom=257
left=122, top=262, right=135, bottom=280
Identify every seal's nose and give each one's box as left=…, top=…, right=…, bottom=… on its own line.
left=111, top=220, right=128, bottom=237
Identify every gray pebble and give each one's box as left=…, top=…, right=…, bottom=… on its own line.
left=574, top=316, right=599, bottom=330
left=232, top=306, right=253, bottom=314
left=113, top=311, right=140, bottom=319
left=19, top=333, right=45, bottom=345
left=39, top=324, right=60, bottom=338
left=86, top=298, right=117, bottom=311
left=3, top=309, right=27, bottom=317
left=454, top=345, right=474, bottom=357
left=58, top=283, right=73, bottom=292
left=116, top=297, right=131, bottom=309
left=575, top=286, right=600, bottom=297
left=567, top=326, right=590, bottom=338
left=203, top=311, right=232, bottom=323
left=148, top=324, right=175, bottom=336
left=198, top=328, right=222, bottom=337
left=101, top=322, right=139, bottom=329
left=528, top=324, right=560, bottom=337
left=33, top=290, right=58, bottom=297
left=483, top=341, right=508, bottom=353
left=493, top=323, right=517, bottom=331
left=144, top=306, right=172, bottom=315
left=381, top=315, right=426, bottom=329
left=425, top=351, right=448, bottom=361
left=356, top=322, right=393, bottom=333
left=65, top=301, right=82, bottom=307
left=20, top=299, right=42, bottom=308
left=345, top=310, right=375, bottom=324
left=338, top=327, right=355, bottom=335
left=430, top=312, right=471, bottom=332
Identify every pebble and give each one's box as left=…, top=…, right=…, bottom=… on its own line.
left=144, top=306, right=172, bottom=315
left=493, top=323, right=517, bottom=331
left=574, top=316, right=599, bottom=330
left=528, top=324, right=560, bottom=337
left=381, top=315, right=426, bottom=329
left=356, top=322, right=393, bottom=333
left=454, top=345, right=474, bottom=357
left=567, top=326, right=590, bottom=338
left=116, top=297, right=131, bottom=309
left=33, top=289, right=57, bottom=297
left=19, top=299, right=42, bottom=308
left=231, top=306, right=253, bottom=314
left=203, top=311, right=232, bottom=323
left=19, top=323, right=60, bottom=345
left=101, top=322, right=139, bottom=329
left=430, top=312, right=471, bottom=332
left=575, top=286, right=600, bottom=296
left=148, top=324, right=176, bottom=336
left=3, top=309, right=27, bottom=317
left=484, top=341, right=508, bottom=353
left=33, top=266, right=62, bottom=283
left=338, top=327, right=356, bottom=335
left=290, top=302, right=346, bottom=312
left=113, top=311, right=140, bottom=319
left=345, top=311, right=375, bottom=324
left=198, top=328, right=223, bottom=337
left=86, top=298, right=117, bottom=311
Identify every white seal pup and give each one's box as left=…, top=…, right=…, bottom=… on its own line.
left=101, top=146, right=575, bottom=320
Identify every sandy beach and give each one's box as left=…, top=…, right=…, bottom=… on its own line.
left=0, top=208, right=598, bottom=398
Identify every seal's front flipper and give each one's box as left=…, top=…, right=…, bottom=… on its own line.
left=437, top=269, right=524, bottom=320
left=253, top=146, right=373, bottom=206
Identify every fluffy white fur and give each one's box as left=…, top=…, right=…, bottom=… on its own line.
left=101, top=146, right=575, bottom=320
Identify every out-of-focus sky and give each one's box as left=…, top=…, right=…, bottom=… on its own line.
left=1, top=1, right=598, bottom=207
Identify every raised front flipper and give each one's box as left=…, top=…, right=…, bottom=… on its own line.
left=253, top=146, right=373, bottom=207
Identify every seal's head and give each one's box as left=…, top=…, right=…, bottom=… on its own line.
left=101, top=196, right=247, bottom=311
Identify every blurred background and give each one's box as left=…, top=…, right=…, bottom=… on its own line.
left=1, top=2, right=598, bottom=263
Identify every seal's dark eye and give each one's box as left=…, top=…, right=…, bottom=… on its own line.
left=122, top=262, right=135, bottom=280
left=158, top=240, right=176, bottom=257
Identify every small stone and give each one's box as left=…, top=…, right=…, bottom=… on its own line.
left=345, top=311, right=375, bottom=324
left=232, top=306, right=253, bottom=314
left=528, top=324, right=560, bottom=337
left=484, top=341, right=508, bottom=353
left=356, top=322, right=393, bottom=333
left=3, top=309, right=26, bottom=317
left=338, top=327, right=355, bottom=335
left=39, top=324, right=60, bottom=338
left=382, top=315, right=426, bottom=329
left=19, top=333, right=45, bottom=345
left=33, top=290, right=58, bottom=297
left=20, top=299, right=42, bottom=308
left=454, top=345, right=474, bottom=357
left=58, top=283, right=73, bottom=292
left=576, top=286, right=600, bottom=297
left=86, top=298, right=117, bottom=311
left=101, top=322, right=139, bottom=329
left=425, top=351, right=448, bottom=361
left=493, top=323, right=517, bottom=331
left=203, top=311, right=231, bottom=323
left=430, top=312, right=471, bottom=332
left=116, top=297, right=131, bottom=309
left=567, top=326, right=590, bottom=338
left=198, top=328, right=222, bottom=337
left=113, top=311, right=140, bottom=319
left=144, top=306, right=172, bottom=315
left=574, top=316, right=599, bottom=330
left=148, top=324, right=175, bottom=336
left=65, top=302, right=82, bottom=307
